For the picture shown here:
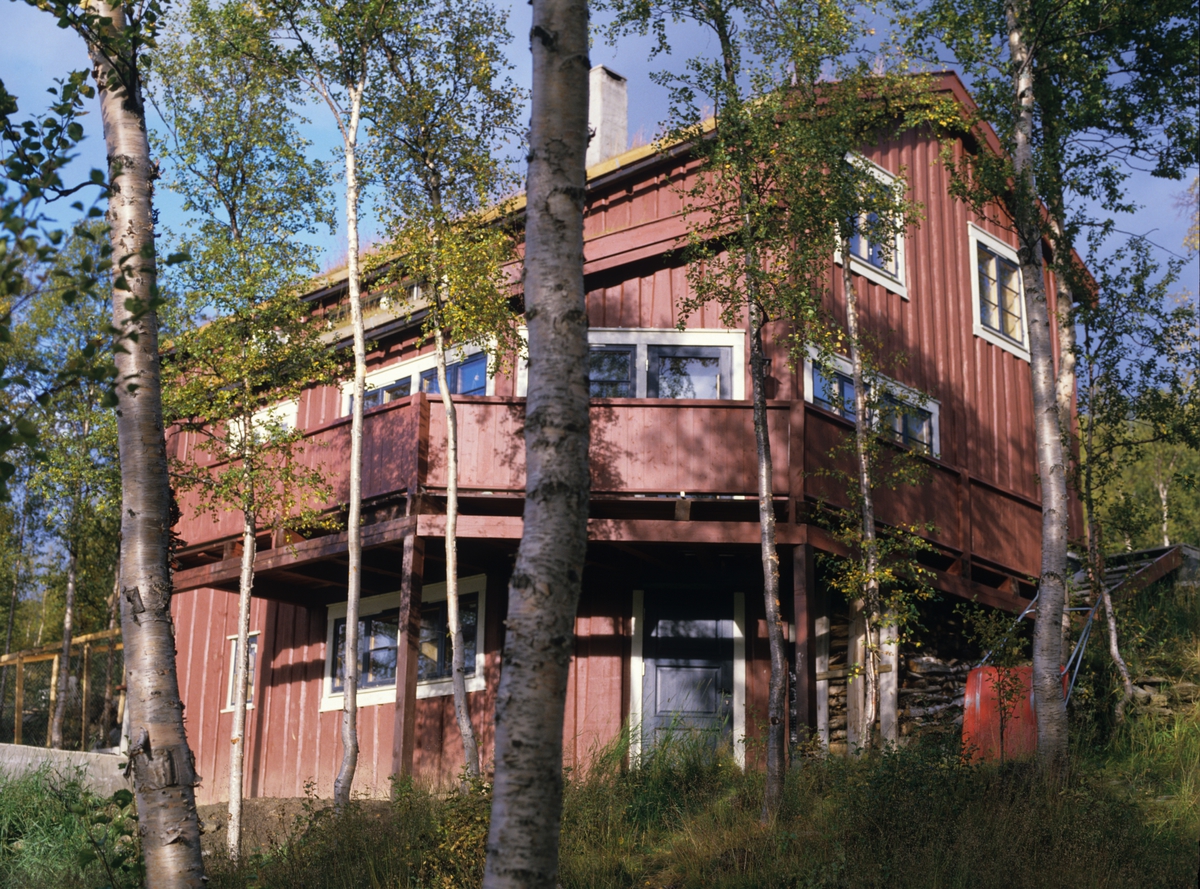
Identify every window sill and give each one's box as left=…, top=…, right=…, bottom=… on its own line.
left=220, top=704, right=256, bottom=714
left=319, top=675, right=487, bottom=712
left=973, top=324, right=1030, bottom=362
left=834, top=255, right=908, bottom=300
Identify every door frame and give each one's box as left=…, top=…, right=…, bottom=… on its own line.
left=630, top=589, right=746, bottom=768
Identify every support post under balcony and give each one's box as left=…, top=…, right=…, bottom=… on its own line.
left=391, top=533, right=425, bottom=778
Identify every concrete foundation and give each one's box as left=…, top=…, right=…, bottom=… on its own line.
left=0, top=742, right=129, bottom=797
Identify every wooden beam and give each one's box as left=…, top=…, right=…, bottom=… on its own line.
left=172, top=515, right=418, bottom=592
left=792, top=544, right=817, bottom=749
left=392, top=534, right=425, bottom=779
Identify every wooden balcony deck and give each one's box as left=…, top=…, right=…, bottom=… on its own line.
left=170, top=392, right=1043, bottom=610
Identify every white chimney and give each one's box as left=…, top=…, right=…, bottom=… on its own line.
left=586, top=66, right=628, bottom=168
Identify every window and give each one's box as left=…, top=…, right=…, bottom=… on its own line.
left=588, top=347, right=634, bottom=398
left=419, top=352, right=488, bottom=396
left=977, top=244, right=1022, bottom=343
left=418, top=594, right=479, bottom=681
left=807, top=355, right=940, bottom=456
left=835, top=156, right=908, bottom=298
left=647, top=346, right=732, bottom=399
left=343, top=348, right=491, bottom=417
left=880, top=396, right=933, bottom=454
left=848, top=211, right=900, bottom=279
left=813, top=366, right=859, bottom=420
left=331, top=610, right=400, bottom=692
left=361, top=378, right=412, bottom=411
left=225, top=632, right=259, bottom=710
left=321, top=575, right=488, bottom=711
left=969, top=224, right=1029, bottom=360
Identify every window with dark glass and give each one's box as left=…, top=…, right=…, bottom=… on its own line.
left=880, top=396, right=933, bottom=454
left=418, top=594, right=479, bottom=681
left=419, top=352, right=488, bottom=396
left=977, top=245, right=1023, bottom=343
left=848, top=211, right=899, bottom=278
left=647, top=346, right=732, bottom=399
left=226, top=634, right=259, bottom=708
left=332, top=610, right=399, bottom=692
left=588, top=347, right=634, bottom=398
left=813, top=366, right=859, bottom=420
left=361, top=378, right=412, bottom=410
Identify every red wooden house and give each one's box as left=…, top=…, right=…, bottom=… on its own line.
left=167, top=69, right=1076, bottom=804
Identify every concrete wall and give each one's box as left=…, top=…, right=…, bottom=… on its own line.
left=0, top=743, right=129, bottom=797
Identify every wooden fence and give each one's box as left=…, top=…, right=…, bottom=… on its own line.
left=0, top=628, right=124, bottom=751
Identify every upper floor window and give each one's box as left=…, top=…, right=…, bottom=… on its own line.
left=977, top=245, right=1023, bottom=344
left=419, top=352, right=488, bottom=396
left=847, top=211, right=900, bottom=280
left=808, top=357, right=939, bottom=457
left=343, top=347, right=491, bottom=417
left=836, top=156, right=908, bottom=299
left=579, top=330, right=743, bottom=400
left=969, top=224, right=1029, bottom=361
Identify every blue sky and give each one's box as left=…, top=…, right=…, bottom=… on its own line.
left=2, top=0, right=1196, bottom=281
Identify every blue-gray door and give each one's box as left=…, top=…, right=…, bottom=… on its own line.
left=642, top=592, right=735, bottom=746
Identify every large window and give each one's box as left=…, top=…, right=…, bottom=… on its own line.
left=880, top=396, right=933, bottom=454
left=331, top=611, right=399, bottom=692
left=343, top=348, right=491, bottom=417
left=646, top=346, right=732, bottom=399
left=418, top=595, right=479, bottom=681
left=969, top=224, right=1029, bottom=360
left=419, top=352, right=487, bottom=396
left=813, top=367, right=859, bottom=420
left=321, top=575, right=488, bottom=711
left=579, top=330, right=743, bottom=401
left=588, top=347, right=634, bottom=398
left=976, top=244, right=1023, bottom=343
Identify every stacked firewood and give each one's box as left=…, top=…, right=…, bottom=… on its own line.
left=898, top=651, right=969, bottom=737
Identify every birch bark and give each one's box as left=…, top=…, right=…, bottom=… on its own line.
left=89, top=0, right=206, bottom=881
left=434, top=321, right=481, bottom=781
left=841, top=245, right=881, bottom=747
left=50, top=550, right=76, bottom=748
left=227, top=509, right=256, bottom=858
left=333, top=81, right=368, bottom=809
left=482, top=0, right=590, bottom=883
left=1005, top=0, right=1070, bottom=770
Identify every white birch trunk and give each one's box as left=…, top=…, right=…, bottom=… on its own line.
left=1005, top=0, right=1070, bottom=771
left=841, top=246, right=881, bottom=748
left=88, top=1, right=207, bottom=881
left=334, top=81, right=367, bottom=809
left=227, top=510, right=256, bottom=859
left=434, top=323, right=481, bottom=781
left=50, top=550, right=77, bottom=749
left=483, top=1, right=590, bottom=884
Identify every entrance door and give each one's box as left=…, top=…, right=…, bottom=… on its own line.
left=642, top=591, right=735, bottom=747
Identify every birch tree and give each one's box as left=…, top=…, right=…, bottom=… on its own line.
left=19, top=0, right=210, bottom=878
left=482, top=0, right=590, bottom=884
left=370, top=0, right=524, bottom=781
left=905, top=0, right=1198, bottom=770
left=153, top=0, right=339, bottom=852
left=261, top=0, right=392, bottom=807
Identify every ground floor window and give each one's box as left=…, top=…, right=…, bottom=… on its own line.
left=320, top=574, right=489, bottom=711
left=224, top=632, right=259, bottom=711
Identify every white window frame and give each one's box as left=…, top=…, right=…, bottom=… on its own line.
left=320, top=573, right=488, bottom=712
left=222, top=630, right=260, bottom=713
left=580, top=328, right=746, bottom=400
left=340, top=345, right=494, bottom=417
left=833, top=155, right=909, bottom=300
left=803, top=349, right=941, bottom=458
left=969, top=223, right=1030, bottom=361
